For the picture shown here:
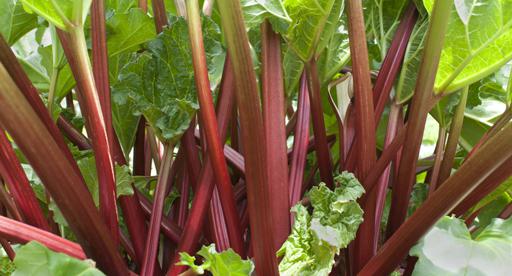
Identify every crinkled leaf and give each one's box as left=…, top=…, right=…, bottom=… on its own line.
left=283, top=0, right=336, bottom=61
left=423, top=0, right=512, bottom=93
left=113, top=16, right=224, bottom=142
left=0, top=0, right=37, bottom=45
left=410, top=216, right=512, bottom=276
left=20, top=0, right=92, bottom=31
left=277, top=172, right=364, bottom=276
left=13, top=241, right=104, bottom=276
left=178, top=244, right=254, bottom=276
left=106, top=8, right=156, bottom=56
left=395, top=18, right=428, bottom=103
left=111, top=53, right=141, bottom=156
left=241, top=0, right=291, bottom=34
left=106, top=0, right=136, bottom=13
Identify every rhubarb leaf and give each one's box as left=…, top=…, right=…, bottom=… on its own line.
left=0, top=0, right=37, bottom=45
left=395, top=18, right=428, bottom=103
left=241, top=0, right=291, bottom=34
left=410, top=216, right=512, bottom=276
left=277, top=172, right=364, bottom=276
left=77, top=156, right=134, bottom=206
left=423, top=0, right=512, bottom=93
left=113, top=16, right=224, bottom=143
left=178, top=244, right=254, bottom=276
left=13, top=241, right=104, bottom=275
left=283, top=0, right=337, bottom=61
left=106, top=8, right=156, bottom=56
left=20, top=0, right=92, bottom=31
left=364, top=0, right=409, bottom=60
left=317, top=15, right=350, bottom=84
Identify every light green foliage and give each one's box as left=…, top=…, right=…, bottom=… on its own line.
left=395, top=18, right=429, bottom=103
left=77, top=156, right=134, bottom=206
left=277, top=172, right=364, bottom=276
left=178, top=244, right=254, bottom=276
left=316, top=15, right=350, bottom=85
left=283, top=0, right=337, bottom=61
left=364, top=0, right=409, bottom=59
left=113, top=16, right=224, bottom=143
left=106, top=8, right=156, bottom=56
left=423, top=0, right=512, bottom=93
left=50, top=156, right=133, bottom=226
left=0, top=0, right=37, bottom=45
left=20, top=0, right=92, bottom=30
left=241, top=0, right=291, bottom=34
left=12, top=242, right=104, bottom=276
left=410, top=216, right=512, bottom=276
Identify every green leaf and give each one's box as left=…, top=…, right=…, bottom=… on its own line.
left=283, top=46, right=304, bottom=98
left=106, top=0, right=136, bottom=13
left=0, top=0, right=37, bottom=45
left=241, top=0, right=291, bottom=34
left=394, top=18, right=429, bottom=103
left=364, top=0, right=409, bottom=60
left=13, top=241, right=104, bottom=276
left=424, top=0, right=512, bottom=93
left=316, top=15, right=350, bottom=85
left=178, top=244, right=254, bottom=276
left=113, top=16, right=224, bottom=143
left=106, top=8, right=156, bottom=57
left=283, top=0, right=337, bottom=61
left=77, top=156, right=134, bottom=206
left=410, top=216, right=512, bottom=276
left=20, top=0, right=92, bottom=30
left=277, top=172, right=364, bottom=276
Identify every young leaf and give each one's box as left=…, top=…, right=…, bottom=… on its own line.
left=424, top=0, right=512, bottom=93
left=178, top=244, right=255, bottom=276
left=105, top=8, right=156, bottom=56
left=20, top=0, right=92, bottom=30
left=410, top=216, right=512, bottom=276
left=277, top=172, right=365, bottom=276
left=13, top=241, right=104, bottom=275
left=0, top=0, right=37, bottom=45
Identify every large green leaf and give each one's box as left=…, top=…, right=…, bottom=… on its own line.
left=178, top=244, right=254, bottom=276
left=410, top=216, right=512, bottom=276
left=364, top=0, right=409, bottom=60
left=283, top=0, right=337, bottom=61
left=423, top=0, right=512, bottom=93
left=0, top=0, right=37, bottom=45
left=13, top=241, right=104, bottom=275
left=106, top=8, right=156, bottom=56
left=277, top=172, right=364, bottom=276
left=283, top=47, right=304, bottom=97
left=20, top=0, right=92, bottom=30
left=394, top=18, right=429, bottom=103
left=241, top=0, right=291, bottom=34
left=113, top=16, right=224, bottom=143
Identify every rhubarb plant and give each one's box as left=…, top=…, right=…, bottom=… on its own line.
left=0, top=0, right=511, bottom=275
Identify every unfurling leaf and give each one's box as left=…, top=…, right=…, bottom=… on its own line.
left=178, top=244, right=254, bottom=276
left=277, top=172, right=364, bottom=276
left=410, top=216, right=512, bottom=276
left=13, top=241, right=104, bottom=275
